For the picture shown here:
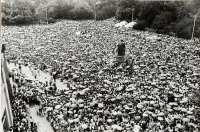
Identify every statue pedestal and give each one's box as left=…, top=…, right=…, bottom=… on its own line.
left=115, top=55, right=128, bottom=63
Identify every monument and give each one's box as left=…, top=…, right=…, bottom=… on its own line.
left=115, top=40, right=128, bottom=62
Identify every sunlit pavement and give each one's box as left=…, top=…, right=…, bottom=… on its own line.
left=27, top=106, right=54, bottom=132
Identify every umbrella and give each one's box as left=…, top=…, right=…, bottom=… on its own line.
left=187, top=111, right=193, bottom=115
left=137, top=104, right=143, bottom=109
left=68, top=119, right=74, bottom=124
left=70, top=104, right=77, bottom=108
left=70, top=97, right=76, bottom=103
left=104, top=110, right=110, bottom=115
left=182, top=98, right=188, bottom=102
left=112, top=124, right=120, bottom=130
left=57, top=114, right=63, bottom=119
left=150, top=101, right=155, bottom=105
left=74, top=118, right=79, bottom=123
left=167, top=108, right=173, bottom=112
left=98, top=103, right=104, bottom=108
left=174, top=115, right=180, bottom=119
left=158, top=117, right=163, bottom=121
left=79, top=104, right=84, bottom=108
left=157, top=112, right=165, bottom=116
left=78, top=99, right=84, bottom=104
left=143, top=113, right=148, bottom=117
left=140, top=95, right=146, bottom=99
left=176, top=124, right=185, bottom=129
left=82, top=124, right=88, bottom=129
left=152, top=113, right=157, bottom=117
left=116, top=86, right=123, bottom=91
left=55, top=105, right=61, bottom=109
left=107, top=119, right=113, bottom=123
left=117, top=126, right=123, bottom=130
left=112, top=111, right=118, bottom=116
left=134, top=116, right=140, bottom=120
left=46, top=107, right=53, bottom=112
left=26, top=91, right=33, bottom=96
left=182, top=118, right=190, bottom=122
left=68, top=111, right=73, bottom=114
left=65, top=103, right=71, bottom=107
left=133, top=125, right=141, bottom=132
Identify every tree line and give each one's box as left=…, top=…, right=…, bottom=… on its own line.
left=2, top=0, right=200, bottom=39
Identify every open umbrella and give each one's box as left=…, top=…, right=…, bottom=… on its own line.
left=107, top=119, right=113, bottom=123
left=82, top=124, right=88, bottom=129
left=79, top=104, right=84, bottom=108
left=46, top=107, right=53, bottom=112
left=143, top=113, right=148, bottom=117
left=57, top=114, right=63, bottom=119
left=55, top=105, right=62, bottom=109
left=104, top=110, right=110, bottom=115
left=182, top=118, right=190, bottom=122
left=98, top=103, right=104, bottom=108
left=134, top=116, right=140, bottom=120
left=157, top=112, right=165, bottom=116
left=116, top=86, right=123, bottom=91
left=158, top=117, right=163, bottom=121
left=112, top=111, right=118, bottom=116
left=137, top=104, right=143, bottom=109
left=112, top=124, right=120, bottom=130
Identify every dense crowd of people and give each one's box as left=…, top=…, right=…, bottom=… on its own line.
left=10, top=68, right=38, bottom=132
left=3, top=18, right=200, bottom=131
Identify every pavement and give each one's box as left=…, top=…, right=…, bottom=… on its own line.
left=28, top=106, right=54, bottom=132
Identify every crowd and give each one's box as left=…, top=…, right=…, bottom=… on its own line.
left=3, top=18, right=200, bottom=131
left=10, top=68, right=38, bottom=132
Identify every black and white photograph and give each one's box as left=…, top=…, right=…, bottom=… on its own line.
left=1, top=0, right=200, bottom=131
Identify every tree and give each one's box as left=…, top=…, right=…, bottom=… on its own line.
left=152, top=12, right=175, bottom=33
left=2, top=0, right=36, bottom=25
left=35, top=2, right=55, bottom=24
left=96, top=2, right=116, bottom=20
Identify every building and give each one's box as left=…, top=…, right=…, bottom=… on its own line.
left=1, top=44, right=13, bottom=132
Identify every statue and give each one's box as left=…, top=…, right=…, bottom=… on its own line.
left=118, top=40, right=125, bottom=56
left=1, top=44, right=6, bottom=53
left=115, top=40, right=128, bottom=63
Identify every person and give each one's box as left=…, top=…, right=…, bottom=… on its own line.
left=29, top=117, right=34, bottom=129
left=19, top=64, right=22, bottom=72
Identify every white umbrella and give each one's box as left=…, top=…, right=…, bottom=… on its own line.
left=112, top=111, right=118, bottom=116
left=55, top=105, right=62, bottom=109
left=158, top=117, right=163, bottom=121
left=57, top=114, right=63, bottom=119
left=46, top=107, right=53, bottom=112
left=107, top=119, right=113, bottom=123
left=81, top=124, right=88, bottom=129
left=112, top=124, right=120, bottom=130
left=116, top=86, right=123, bottom=91
left=157, top=112, right=165, bottom=116
left=182, top=118, right=190, bottom=122
left=98, top=103, right=104, bottom=108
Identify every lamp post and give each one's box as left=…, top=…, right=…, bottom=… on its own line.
left=191, top=9, right=200, bottom=40
left=132, top=8, right=134, bottom=22
left=94, top=0, right=96, bottom=21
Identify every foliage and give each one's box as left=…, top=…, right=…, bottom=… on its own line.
left=1, top=0, right=200, bottom=39
left=152, top=12, right=176, bottom=33
left=48, top=17, right=56, bottom=24
left=2, top=0, right=36, bottom=25
left=132, top=20, right=147, bottom=31
left=96, top=2, right=116, bottom=20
